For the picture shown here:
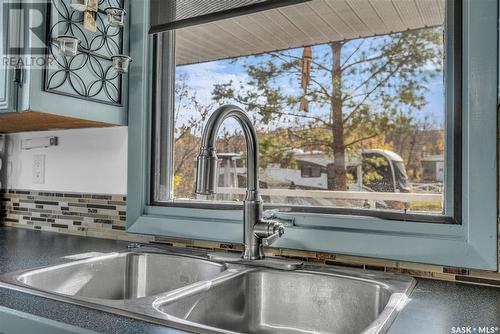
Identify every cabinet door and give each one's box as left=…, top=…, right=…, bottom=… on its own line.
left=0, top=0, right=18, bottom=114
left=18, top=0, right=128, bottom=125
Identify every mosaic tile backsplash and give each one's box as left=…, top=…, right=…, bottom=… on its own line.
left=1, top=189, right=499, bottom=287
left=0, top=189, right=152, bottom=243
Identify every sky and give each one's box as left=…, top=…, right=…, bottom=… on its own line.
left=175, top=29, right=445, bottom=136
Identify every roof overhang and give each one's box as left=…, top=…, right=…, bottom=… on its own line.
left=176, top=0, right=445, bottom=66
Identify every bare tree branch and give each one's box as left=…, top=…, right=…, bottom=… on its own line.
left=342, top=51, right=415, bottom=125
left=270, top=110, right=330, bottom=124
left=344, top=133, right=379, bottom=148
left=341, top=53, right=386, bottom=73
left=341, top=40, right=365, bottom=69
left=269, top=51, right=333, bottom=74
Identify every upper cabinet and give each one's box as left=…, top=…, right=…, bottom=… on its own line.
left=0, top=0, right=131, bottom=132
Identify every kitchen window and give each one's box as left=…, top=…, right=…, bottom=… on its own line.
left=128, top=0, right=497, bottom=270
left=152, top=0, right=460, bottom=224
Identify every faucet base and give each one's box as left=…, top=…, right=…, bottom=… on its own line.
left=243, top=245, right=265, bottom=260
left=208, top=252, right=303, bottom=271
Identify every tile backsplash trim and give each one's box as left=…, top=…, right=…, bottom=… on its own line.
left=1, top=189, right=499, bottom=287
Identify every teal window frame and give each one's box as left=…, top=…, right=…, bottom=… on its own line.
left=127, top=0, right=498, bottom=270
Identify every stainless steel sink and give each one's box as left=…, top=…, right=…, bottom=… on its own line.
left=0, top=247, right=415, bottom=334
left=13, top=252, right=226, bottom=300
left=156, top=269, right=393, bottom=334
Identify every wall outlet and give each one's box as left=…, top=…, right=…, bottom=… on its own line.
left=33, top=154, right=45, bottom=184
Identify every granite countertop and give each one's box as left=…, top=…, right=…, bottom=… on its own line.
left=0, top=227, right=499, bottom=334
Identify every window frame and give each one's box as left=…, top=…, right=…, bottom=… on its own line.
left=127, top=0, right=498, bottom=270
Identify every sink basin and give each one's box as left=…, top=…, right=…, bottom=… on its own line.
left=156, top=269, right=397, bottom=334
left=15, top=252, right=226, bottom=300
left=0, top=248, right=414, bottom=334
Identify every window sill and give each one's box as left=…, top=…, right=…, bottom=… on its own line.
left=126, top=205, right=497, bottom=271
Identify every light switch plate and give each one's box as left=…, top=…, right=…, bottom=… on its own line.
left=32, top=154, right=45, bottom=184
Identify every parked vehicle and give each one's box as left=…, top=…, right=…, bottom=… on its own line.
left=258, top=149, right=410, bottom=194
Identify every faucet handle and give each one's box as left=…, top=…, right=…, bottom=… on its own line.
left=255, top=220, right=285, bottom=247
left=262, top=230, right=282, bottom=246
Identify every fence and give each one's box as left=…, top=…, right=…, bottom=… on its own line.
left=216, top=187, right=442, bottom=203
left=409, top=183, right=444, bottom=194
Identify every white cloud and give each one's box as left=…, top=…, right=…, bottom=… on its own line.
left=174, top=61, right=256, bottom=133
left=179, top=61, right=249, bottom=107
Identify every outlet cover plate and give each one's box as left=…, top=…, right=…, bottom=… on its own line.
left=33, top=154, right=45, bottom=184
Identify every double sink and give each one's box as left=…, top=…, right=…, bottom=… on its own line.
left=0, top=247, right=415, bottom=334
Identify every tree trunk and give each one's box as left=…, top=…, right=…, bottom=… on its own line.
left=330, top=42, right=347, bottom=191
left=406, top=129, right=419, bottom=179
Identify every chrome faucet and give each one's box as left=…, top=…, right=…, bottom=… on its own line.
left=195, top=105, right=285, bottom=260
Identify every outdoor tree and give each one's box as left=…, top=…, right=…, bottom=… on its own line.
left=173, top=74, right=212, bottom=197
left=212, top=28, right=443, bottom=190
left=387, top=111, right=443, bottom=179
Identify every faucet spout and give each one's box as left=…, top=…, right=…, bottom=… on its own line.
left=196, top=105, right=259, bottom=193
left=195, top=105, right=284, bottom=260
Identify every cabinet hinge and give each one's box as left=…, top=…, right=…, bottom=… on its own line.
left=14, top=67, right=24, bottom=87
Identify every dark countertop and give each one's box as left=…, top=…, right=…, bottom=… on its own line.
left=0, top=227, right=184, bottom=334
left=389, top=280, right=500, bottom=334
left=0, top=227, right=499, bottom=334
